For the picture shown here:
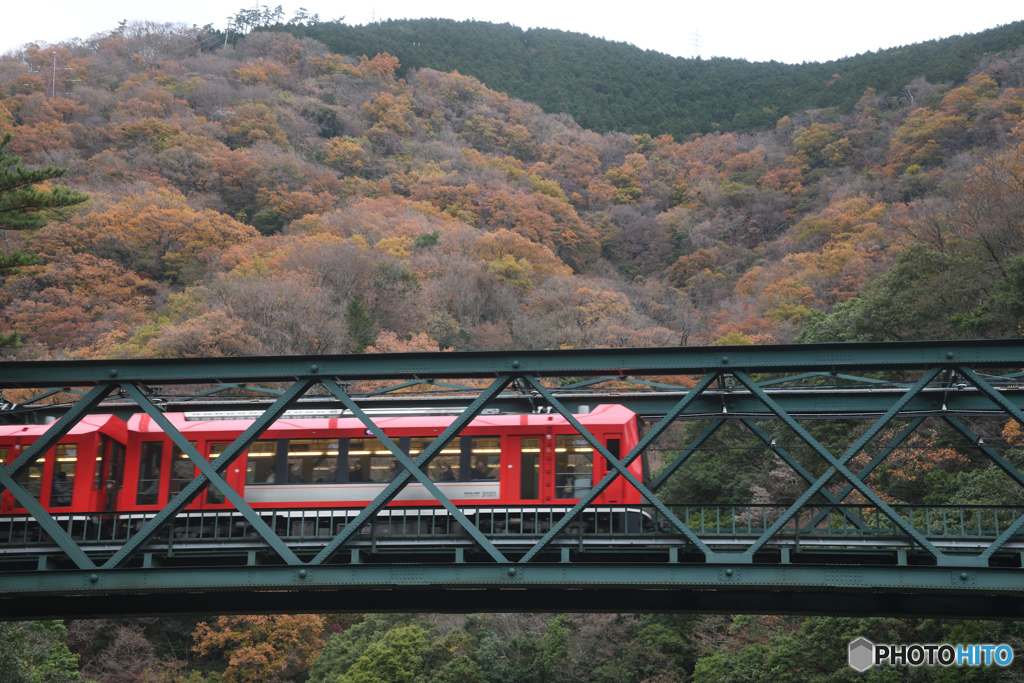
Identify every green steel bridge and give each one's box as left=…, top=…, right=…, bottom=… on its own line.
left=2, top=339, right=1024, bottom=620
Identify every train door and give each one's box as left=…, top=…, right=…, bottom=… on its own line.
left=12, top=442, right=43, bottom=511
left=95, top=436, right=126, bottom=512
left=0, top=446, right=9, bottom=512
left=167, top=440, right=204, bottom=511
left=517, top=433, right=543, bottom=502
left=554, top=434, right=595, bottom=502
left=519, top=426, right=575, bottom=503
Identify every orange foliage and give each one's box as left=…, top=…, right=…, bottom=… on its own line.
left=231, top=58, right=289, bottom=87
left=193, top=615, right=325, bottom=683
left=31, top=189, right=259, bottom=284
left=1003, top=420, right=1024, bottom=447
left=362, top=91, right=414, bottom=139
left=222, top=103, right=289, bottom=148
left=255, top=184, right=336, bottom=221
left=300, top=195, right=455, bottom=244
left=473, top=229, right=572, bottom=282
left=2, top=254, right=156, bottom=356
left=366, top=330, right=440, bottom=354
left=668, top=249, right=717, bottom=287
left=358, top=52, right=401, bottom=81
left=480, top=190, right=599, bottom=271
left=849, top=426, right=970, bottom=504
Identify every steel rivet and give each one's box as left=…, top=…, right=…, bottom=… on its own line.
left=507, top=567, right=516, bottom=576
left=947, top=352, right=955, bottom=359
left=960, top=572, right=968, bottom=580
left=725, top=568, right=733, bottom=576
left=721, top=357, right=729, bottom=364
left=108, top=369, right=117, bottom=377
left=511, top=360, right=520, bottom=368
left=310, top=364, right=318, bottom=373
left=89, top=573, right=98, bottom=583
left=298, top=569, right=307, bottom=578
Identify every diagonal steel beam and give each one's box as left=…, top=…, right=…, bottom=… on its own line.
left=0, top=384, right=113, bottom=569
left=740, top=419, right=870, bottom=531
left=958, top=366, right=1024, bottom=427
left=366, top=379, right=476, bottom=395
left=804, top=417, right=926, bottom=529
left=943, top=416, right=1024, bottom=489
left=102, top=380, right=316, bottom=569
left=951, top=367, right=1024, bottom=560
left=120, top=384, right=303, bottom=566
left=321, top=380, right=508, bottom=563
left=649, top=419, right=725, bottom=492
left=732, top=369, right=945, bottom=558
left=941, top=417, right=1024, bottom=560
left=979, top=514, right=1024, bottom=561
left=0, top=468, right=96, bottom=569
left=830, top=418, right=927, bottom=501
left=309, top=375, right=513, bottom=565
left=519, top=373, right=721, bottom=563
left=19, top=388, right=69, bottom=405
left=755, top=372, right=892, bottom=387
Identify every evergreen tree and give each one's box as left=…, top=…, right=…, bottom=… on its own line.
left=346, top=295, right=375, bottom=352
left=0, top=134, right=89, bottom=231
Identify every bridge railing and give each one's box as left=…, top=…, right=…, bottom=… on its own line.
left=3, top=503, right=1024, bottom=556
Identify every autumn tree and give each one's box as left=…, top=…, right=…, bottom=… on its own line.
left=192, top=615, right=325, bottom=683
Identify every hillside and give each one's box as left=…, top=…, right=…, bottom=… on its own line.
left=1, top=24, right=1024, bottom=361
left=2, top=20, right=1024, bottom=681
left=269, top=18, right=1024, bottom=136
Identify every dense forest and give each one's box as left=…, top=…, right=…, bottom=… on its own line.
left=269, top=17, right=1024, bottom=136
left=1, top=15, right=1024, bottom=682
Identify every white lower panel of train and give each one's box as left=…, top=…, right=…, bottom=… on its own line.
left=244, top=481, right=502, bottom=504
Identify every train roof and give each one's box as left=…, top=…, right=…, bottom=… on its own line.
left=128, top=404, right=637, bottom=434
left=0, top=414, right=127, bottom=438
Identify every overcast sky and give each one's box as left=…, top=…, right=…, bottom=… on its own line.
left=2, top=1, right=1022, bottom=65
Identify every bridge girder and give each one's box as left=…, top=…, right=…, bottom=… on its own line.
left=1, top=339, right=1024, bottom=619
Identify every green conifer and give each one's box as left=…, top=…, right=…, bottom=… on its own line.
left=0, top=134, right=89, bottom=231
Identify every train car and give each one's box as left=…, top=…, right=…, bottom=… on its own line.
left=120, top=405, right=643, bottom=512
left=0, top=415, right=128, bottom=514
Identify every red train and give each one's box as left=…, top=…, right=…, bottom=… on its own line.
left=0, top=405, right=644, bottom=515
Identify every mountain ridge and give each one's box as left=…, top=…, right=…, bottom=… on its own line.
left=266, top=17, right=1024, bottom=137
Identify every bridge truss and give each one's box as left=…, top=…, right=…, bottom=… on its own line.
left=2, top=340, right=1024, bottom=619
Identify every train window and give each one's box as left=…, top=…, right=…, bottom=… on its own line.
left=168, top=441, right=198, bottom=498
left=206, top=444, right=229, bottom=503
left=470, top=436, right=500, bottom=480
left=16, top=450, right=43, bottom=502
left=136, top=442, right=163, bottom=505
left=521, top=438, right=540, bottom=499
left=286, top=439, right=339, bottom=484
left=246, top=441, right=277, bottom=484
left=347, top=438, right=396, bottom=483
left=409, top=437, right=460, bottom=481
left=0, top=447, right=5, bottom=496
left=50, top=444, right=77, bottom=507
left=555, top=435, right=593, bottom=498
left=94, top=442, right=104, bottom=489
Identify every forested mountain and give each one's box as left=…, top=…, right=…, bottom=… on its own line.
left=268, top=18, right=1024, bottom=137
left=2, top=17, right=1024, bottom=683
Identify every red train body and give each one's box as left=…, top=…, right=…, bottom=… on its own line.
left=0, top=415, right=127, bottom=514
left=2, top=406, right=643, bottom=515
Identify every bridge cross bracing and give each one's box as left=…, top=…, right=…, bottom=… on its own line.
left=1, top=340, right=1024, bottom=618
